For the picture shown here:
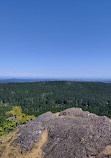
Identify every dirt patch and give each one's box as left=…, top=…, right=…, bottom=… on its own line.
left=102, top=145, right=111, bottom=156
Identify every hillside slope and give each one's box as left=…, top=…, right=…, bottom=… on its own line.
left=1, top=108, right=111, bottom=158
left=1, top=81, right=111, bottom=118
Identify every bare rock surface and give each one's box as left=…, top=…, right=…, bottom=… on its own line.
left=12, top=112, right=57, bottom=153
left=12, top=108, right=111, bottom=158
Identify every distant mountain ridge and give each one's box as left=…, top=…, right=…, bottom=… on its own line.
left=0, top=78, right=111, bottom=83
left=0, top=78, right=60, bottom=83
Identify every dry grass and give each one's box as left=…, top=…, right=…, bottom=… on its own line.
left=102, top=145, right=111, bottom=156
left=0, top=129, right=18, bottom=157
left=59, top=115, right=75, bottom=118
left=0, top=129, right=48, bottom=158
left=0, top=129, right=18, bottom=143
left=55, top=112, right=60, bottom=116
left=24, top=129, right=48, bottom=158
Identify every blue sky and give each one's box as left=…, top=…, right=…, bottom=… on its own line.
left=0, top=0, right=111, bottom=79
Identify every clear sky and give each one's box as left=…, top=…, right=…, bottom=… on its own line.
left=0, top=0, right=111, bottom=79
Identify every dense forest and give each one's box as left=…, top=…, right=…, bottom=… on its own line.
left=0, top=81, right=111, bottom=118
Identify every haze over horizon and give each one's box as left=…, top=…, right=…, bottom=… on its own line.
left=0, top=0, right=111, bottom=79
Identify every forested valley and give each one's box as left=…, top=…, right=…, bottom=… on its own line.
left=0, top=81, right=111, bottom=117
left=1, top=81, right=111, bottom=136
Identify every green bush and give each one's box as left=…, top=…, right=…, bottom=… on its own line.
left=3, top=121, right=16, bottom=132
left=0, top=105, right=35, bottom=137
left=0, top=127, right=4, bottom=136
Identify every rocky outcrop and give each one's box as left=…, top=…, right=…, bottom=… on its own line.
left=1, top=108, right=111, bottom=158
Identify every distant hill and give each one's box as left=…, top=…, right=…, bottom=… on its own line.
left=0, top=78, right=111, bottom=83
left=0, top=78, right=60, bottom=83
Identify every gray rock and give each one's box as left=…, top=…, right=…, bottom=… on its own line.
left=12, top=108, right=111, bottom=158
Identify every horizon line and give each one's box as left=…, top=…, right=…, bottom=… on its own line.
left=0, top=76, right=111, bottom=80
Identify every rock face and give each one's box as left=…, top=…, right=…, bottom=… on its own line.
left=11, top=108, right=111, bottom=157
